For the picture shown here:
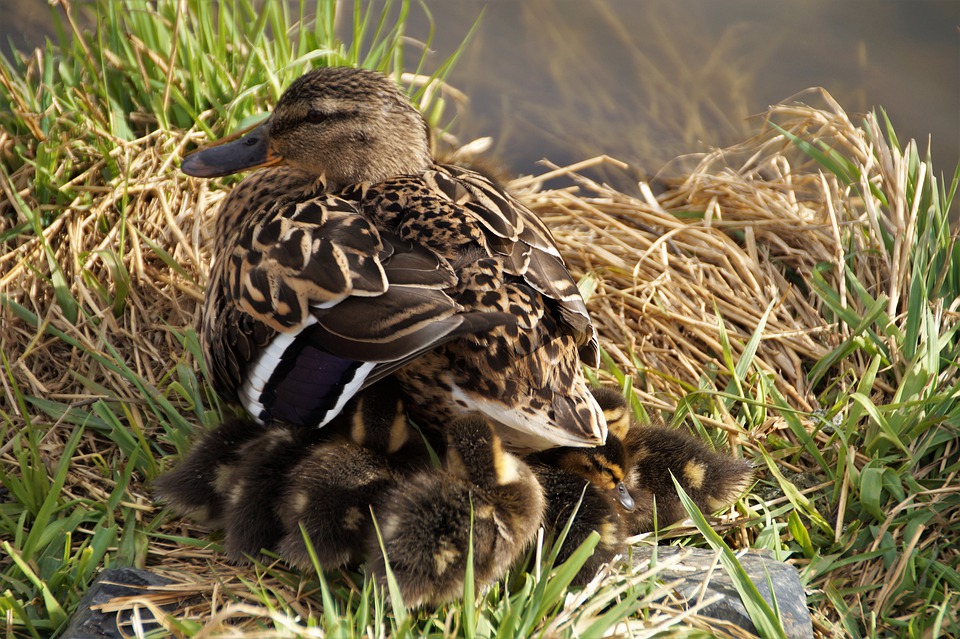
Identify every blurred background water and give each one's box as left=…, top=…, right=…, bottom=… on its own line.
left=3, top=0, right=957, bottom=183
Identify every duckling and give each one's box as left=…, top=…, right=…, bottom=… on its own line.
left=153, top=413, right=269, bottom=528
left=626, top=425, right=754, bottom=532
left=154, top=412, right=308, bottom=560
left=275, top=380, right=431, bottom=570
left=368, top=414, right=544, bottom=608
left=155, top=380, right=429, bottom=564
left=527, top=424, right=639, bottom=584
left=588, top=386, right=754, bottom=534
left=181, top=66, right=605, bottom=452
left=213, top=425, right=312, bottom=561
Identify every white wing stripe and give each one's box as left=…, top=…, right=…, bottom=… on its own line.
left=240, top=317, right=319, bottom=424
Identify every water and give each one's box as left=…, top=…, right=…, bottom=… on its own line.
left=403, top=0, right=959, bottom=182
left=4, top=0, right=958, bottom=180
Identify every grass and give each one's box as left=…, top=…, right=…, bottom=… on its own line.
left=1, top=1, right=959, bottom=638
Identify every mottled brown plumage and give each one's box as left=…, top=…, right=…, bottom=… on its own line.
left=182, top=66, right=604, bottom=451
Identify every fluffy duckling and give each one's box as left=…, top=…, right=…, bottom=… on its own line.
left=529, top=386, right=754, bottom=582
left=527, top=421, right=638, bottom=584
left=155, top=380, right=429, bottom=565
left=153, top=413, right=270, bottom=528
left=589, top=386, right=754, bottom=534
left=276, top=381, right=431, bottom=569
left=155, top=412, right=309, bottom=560
left=368, top=414, right=544, bottom=608
left=181, top=66, right=605, bottom=452
left=218, top=423, right=319, bottom=562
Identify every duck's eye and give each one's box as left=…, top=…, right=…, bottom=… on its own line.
left=306, top=109, right=328, bottom=124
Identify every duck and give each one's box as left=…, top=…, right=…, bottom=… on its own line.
left=367, top=413, right=544, bottom=608
left=588, top=386, right=754, bottom=534
left=180, top=66, right=605, bottom=452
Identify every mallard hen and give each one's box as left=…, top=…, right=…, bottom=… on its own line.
left=181, top=66, right=604, bottom=451
left=368, top=413, right=544, bottom=607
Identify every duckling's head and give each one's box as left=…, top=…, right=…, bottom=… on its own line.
left=345, top=386, right=412, bottom=456
left=182, top=67, right=432, bottom=189
left=544, top=438, right=637, bottom=513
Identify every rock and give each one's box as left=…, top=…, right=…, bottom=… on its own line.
left=633, top=546, right=812, bottom=639
left=60, top=567, right=174, bottom=639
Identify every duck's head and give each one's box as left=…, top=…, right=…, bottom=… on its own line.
left=589, top=386, right=632, bottom=440
left=182, top=67, right=432, bottom=189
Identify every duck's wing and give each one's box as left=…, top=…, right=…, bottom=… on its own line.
left=342, top=166, right=604, bottom=449
left=204, top=193, right=511, bottom=428
left=339, top=164, right=598, bottom=364
left=430, top=165, right=599, bottom=366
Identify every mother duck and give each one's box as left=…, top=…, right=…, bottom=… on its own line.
left=182, top=66, right=605, bottom=451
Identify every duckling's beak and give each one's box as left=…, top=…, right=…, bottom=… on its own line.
left=612, top=481, right=636, bottom=513
left=181, top=120, right=284, bottom=178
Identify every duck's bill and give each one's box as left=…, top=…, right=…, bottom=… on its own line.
left=181, top=121, right=283, bottom=178
left=612, top=481, right=637, bottom=513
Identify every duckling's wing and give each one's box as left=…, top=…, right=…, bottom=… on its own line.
left=206, top=195, right=510, bottom=428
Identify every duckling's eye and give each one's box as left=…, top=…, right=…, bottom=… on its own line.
left=306, top=109, right=328, bottom=124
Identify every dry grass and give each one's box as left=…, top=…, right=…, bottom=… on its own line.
left=2, top=81, right=958, bottom=636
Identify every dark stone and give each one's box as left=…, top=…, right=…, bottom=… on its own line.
left=632, top=547, right=813, bottom=639
left=60, top=567, right=174, bottom=639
